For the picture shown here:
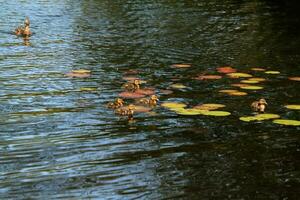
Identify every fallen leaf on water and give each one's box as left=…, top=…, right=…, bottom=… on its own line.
left=170, top=83, right=187, bottom=89
left=248, top=78, right=266, bottom=82
left=227, top=73, right=252, bottom=78
left=240, top=113, right=280, bottom=122
left=241, top=80, right=260, bottom=84
left=265, top=71, right=280, bottom=74
left=194, top=75, right=222, bottom=80
left=228, top=91, right=248, bottom=96
left=193, top=103, right=225, bottom=110
left=119, top=91, right=146, bottom=99
left=176, top=108, right=203, bottom=115
left=273, top=119, right=300, bottom=126
left=199, top=110, right=231, bottom=117
left=161, top=102, right=187, bottom=109
left=251, top=67, right=266, bottom=71
left=284, top=105, right=300, bottom=110
left=171, top=64, right=191, bottom=68
left=288, top=77, right=300, bottom=81
left=240, top=85, right=263, bottom=90
left=217, top=66, right=237, bottom=74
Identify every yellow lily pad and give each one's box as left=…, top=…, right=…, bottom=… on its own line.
left=176, top=109, right=203, bottom=115
left=72, top=69, right=91, bottom=74
left=161, top=102, right=187, bottom=109
left=251, top=67, right=266, bottom=71
left=240, top=85, right=263, bottom=90
left=227, top=73, right=253, bottom=78
left=273, top=119, right=300, bottom=126
left=193, top=103, right=225, bottom=110
left=199, top=110, right=231, bottom=116
left=79, top=87, right=98, bottom=91
left=170, top=83, right=187, bottom=89
left=285, top=105, right=300, bottom=110
left=240, top=113, right=280, bottom=122
left=229, top=91, right=248, bottom=96
left=248, top=78, right=266, bottom=82
left=219, top=89, right=238, bottom=93
left=265, top=71, right=280, bottom=74
left=241, top=80, right=259, bottom=84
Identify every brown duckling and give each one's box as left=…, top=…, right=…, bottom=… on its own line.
left=107, top=98, right=124, bottom=109
left=251, top=98, right=267, bottom=113
left=138, top=95, right=159, bottom=106
left=115, top=104, right=135, bottom=120
left=122, top=79, right=141, bottom=91
left=14, top=17, right=32, bottom=36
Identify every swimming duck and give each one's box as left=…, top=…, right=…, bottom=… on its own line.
left=251, top=98, right=267, bottom=113
left=107, top=98, right=124, bottom=109
left=122, top=79, right=141, bottom=91
left=115, top=104, right=135, bottom=120
left=14, top=17, right=32, bottom=36
left=138, top=95, right=159, bottom=106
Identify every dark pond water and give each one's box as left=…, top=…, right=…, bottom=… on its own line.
left=0, top=0, right=300, bottom=199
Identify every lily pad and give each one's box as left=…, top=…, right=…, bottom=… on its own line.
left=265, top=71, right=280, bottom=74
left=176, top=109, right=203, bottom=115
left=228, top=91, right=248, bottom=96
left=171, top=64, right=191, bottom=68
left=79, top=87, right=98, bottom=91
left=65, top=72, right=91, bottom=78
left=122, top=105, right=151, bottom=113
left=199, top=110, right=231, bottom=117
left=240, top=85, right=263, bottom=90
left=194, top=103, right=225, bottom=110
left=170, top=83, right=187, bottom=89
left=135, top=89, right=155, bottom=95
left=119, top=91, right=146, bottom=99
left=217, top=66, right=237, bottom=74
left=273, top=119, right=300, bottom=126
left=241, top=80, right=259, bottom=84
left=240, top=113, right=280, bottom=122
left=227, top=73, right=253, bottom=78
left=288, top=77, right=300, bottom=81
left=251, top=67, right=266, bottom=71
left=285, top=105, right=300, bottom=110
left=219, top=89, right=239, bottom=93
left=248, top=78, right=266, bottom=82
left=161, top=102, right=187, bottom=109
left=194, top=75, right=222, bottom=80
left=72, top=69, right=91, bottom=74
left=231, top=83, right=252, bottom=88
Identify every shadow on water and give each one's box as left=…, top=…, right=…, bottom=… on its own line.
left=0, top=0, right=299, bottom=199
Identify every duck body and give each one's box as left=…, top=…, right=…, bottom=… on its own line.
left=107, top=98, right=124, bottom=109
left=14, top=17, right=32, bottom=37
left=122, top=79, right=141, bottom=92
left=138, top=95, right=159, bottom=106
left=115, top=104, right=135, bottom=120
left=251, top=98, right=267, bottom=113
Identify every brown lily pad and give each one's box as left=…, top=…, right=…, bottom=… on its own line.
left=135, top=88, right=155, bottom=95
left=171, top=64, right=191, bottom=68
left=119, top=91, right=146, bottom=99
left=122, top=105, right=151, bottom=113
left=288, top=77, right=300, bottom=81
left=251, top=67, right=266, bottom=71
left=217, top=66, right=237, bottom=74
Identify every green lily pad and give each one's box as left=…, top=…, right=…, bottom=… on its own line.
left=248, top=78, right=266, bottom=82
left=285, top=105, right=300, bottom=110
left=273, top=119, right=300, bottom=126
left=176, top=109, right=203, bottom=115
left=199, top=110, right=231, bottom=116
left=193, top=103, right=225, bottom=110
left=240, top=113, right=280, bottom=122
left=161, top=102, right=187, bottom=109
left=227, top=73, right=253, bottom=78
left=170, top=83, right=187, bottom=89
left=240, top=85, right=263, bottom=90
left=265, top=71, right=280, bottom=74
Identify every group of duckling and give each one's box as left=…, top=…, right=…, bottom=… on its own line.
left=107, top=79, right=159, bottom=120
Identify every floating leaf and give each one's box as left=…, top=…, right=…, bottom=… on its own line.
left=194, top=75, right=222, bottom=80
left=285, top=105, right=300, bottom=110
left=161, top=102, right=187, bottom=109
left=80, top=87, right=98, bottom=91
left=65, top=72, right=91, bottom=78
left=219, top=89, right=239, bottom=93
left=240, top=85, right=263, bottom=90
left=273, top=119, right=300, bottom=126
left=171, top=64, right=191, bottom=68
left=227, top=73, right=252, bottom=78
left=170, top=83, right=187, bottom=89
left=217, top=66, right=237, bottom=74
left=199, top=110, right=231, bottom=116
left=240, top=113, right=280, bottom=122
left=231, top=83, right=252, bottom=87
left=241, top=80, right=259, bottom=84
left=251, top=67, right=266, bottom=71
left=228, top=91, right=248, bottom=96
left=119, top=92, right=145, bottom=99
left=72, top=69, right=91, bottom=74
left=248, top=78, right=266, bottom=82
left=265, top=71, right=280, bottom=74
left=194, top=103, right=225, bottom=110
left=135, top=89, right=155, bottom=95
left=288, top=77, right=300, bottom=81
left=176, top=109, right=203, bottom=115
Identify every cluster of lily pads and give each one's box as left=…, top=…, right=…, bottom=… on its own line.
left=65, top=64, right=300, bottom=126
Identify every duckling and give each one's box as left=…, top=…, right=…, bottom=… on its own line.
left=122, top=79, right=141, bottom=91
left=14, top=17, right=32, bottom=36
left=251, top=98, right=268, bottom=113
left=115, top=104, right=135, bottom=120
left=138, top=95, right=159, bottom=106
left=107, top=98, right=124, bottom=109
